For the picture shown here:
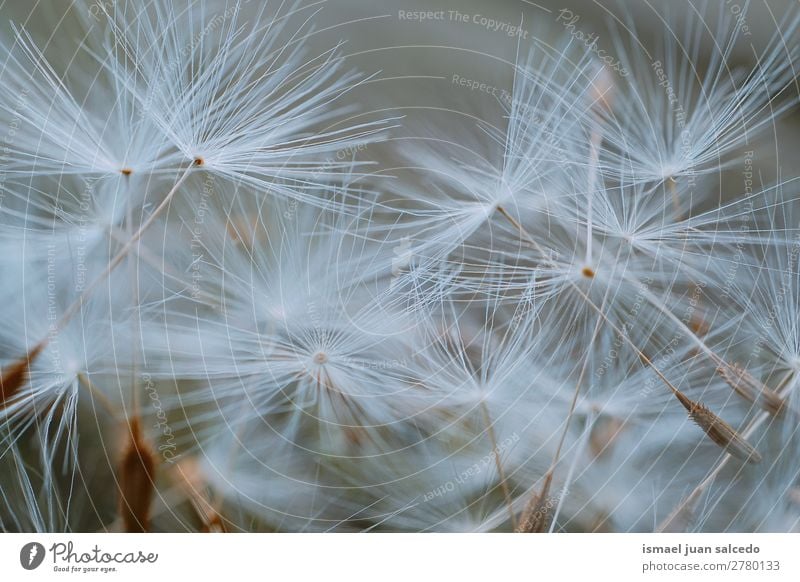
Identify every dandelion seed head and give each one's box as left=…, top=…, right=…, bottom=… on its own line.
left=3, top=0, right=800, bottom=534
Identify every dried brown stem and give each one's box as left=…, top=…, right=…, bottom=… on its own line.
left=119, top=417, right=157, bottom=533
left=0, top=342, right=46, bottom=409
left=479, top=401, right=516, bottom=530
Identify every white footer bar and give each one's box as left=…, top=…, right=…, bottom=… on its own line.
left=1, top=533, right=796, bottom=581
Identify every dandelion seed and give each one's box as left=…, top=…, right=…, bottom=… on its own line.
left=518, top=480, right=554, bottom=533
left=600, top=4, right=800, bottom=184
left=717, top=363, right=785, bottom=416
left=672, top=390, right=762, bottom=464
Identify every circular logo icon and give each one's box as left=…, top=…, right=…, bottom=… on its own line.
left=20, top=542, right=46, bottom=570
